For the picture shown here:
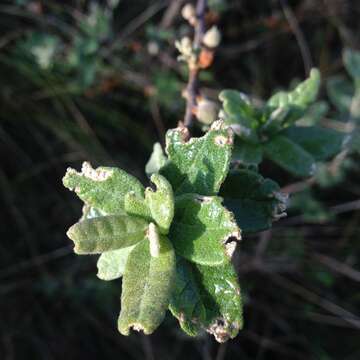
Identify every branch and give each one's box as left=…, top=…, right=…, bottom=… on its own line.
left=184, top=0, right=207, bottom=127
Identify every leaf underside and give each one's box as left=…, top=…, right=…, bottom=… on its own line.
left=118, top=236, right=175, bottom=335
left=67, top=215, right=148, bottom=254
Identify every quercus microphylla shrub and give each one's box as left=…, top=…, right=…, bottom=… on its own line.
left=62, top=2, right=354, bottom=344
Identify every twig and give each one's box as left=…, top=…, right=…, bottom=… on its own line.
left=313, top=253, right=360, bottom=283
left=279, top=198, right=360, bottom=226
left=184, top=0, right=207, bottom=127
left=269, top=274, right=360, bottom=329
left=279, top=0, right=313, bottom=75
left=161, top=0, right=187, bottom=29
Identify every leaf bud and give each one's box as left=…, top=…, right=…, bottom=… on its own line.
left=196, top=98, right=219, bottom=125
left=203, top=26, right=221, bottom=48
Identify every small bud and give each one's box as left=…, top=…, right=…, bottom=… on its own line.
left=203, top=26, right=221, bottom=48
left=147, top=41, right=159, bottom=56
left=196, top=98, right=219, bottom=125
left=181, top=4, right=196, bottom=21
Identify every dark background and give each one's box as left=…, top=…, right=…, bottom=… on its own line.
left=0, top=0, right=359, bottom=359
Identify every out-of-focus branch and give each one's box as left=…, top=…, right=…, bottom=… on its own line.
left=184, top=0, right=207, bottom=127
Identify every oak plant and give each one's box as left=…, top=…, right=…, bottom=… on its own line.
left=62, top=1, right=347, bottom=343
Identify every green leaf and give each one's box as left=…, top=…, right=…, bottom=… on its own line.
left=145, top=174, right=174, bottom=234
left=170, top=257, right=243, bottom=342
left=170, top=194, right=241, bottom=265
left=63, top=162, right=144, bottom=214
left=124, top=192, right=152, bottom=220
left=283, top=126, right=344, bottom=161
left=343, top=48, right=360, bottom=80
left=326, top=76, right=354, bottom=114
left=118, top=235, right=175, bottom=335
left=124, top=174, right=174, bottom=234
left=296, top=101, right=329, bottom=126
left=145, top=142, right=168, bottom=176
left=161, top=121, right=233, bottom=195
left=263, top=135, right=316, bottom=177
left=232, top=138, right=263, bottom=166
left=220, top=170, right=287, bottom=233
left=97, top=246, right=135, bottom=281
left=195, top=261, right=243, bottom=342
left=66, top=215, right=149, bottom=254
left=169, top=256, right=206, bottom=336
left=219, top=90, right=257, bottom=128
left=268, top=68, right=321, bottom=109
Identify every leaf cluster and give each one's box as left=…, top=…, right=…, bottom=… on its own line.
left=220, top=69, right=345, bottom=177
left=63, top=121, right=256, bottom=342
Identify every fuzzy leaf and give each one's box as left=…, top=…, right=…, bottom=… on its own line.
left=343, top=48, right=360, bottom=80
left=145, top=174, right=174, bottom=234
left=145, top=142, right=167, bottom=176
left=161, top=121, right=233, bottom=196
left=170, top=194, right=241, bottom=266
left=232, top=138, right=263, bottom=165
left=63, top=162, right=144, bottom=214
left=124, top=174, right=174, bottom=234
left=263, top=135, right=316, bottom=177
left=326, top=76, right=354, bottom=114
left=124, top=192, right=152, bottom=220
left=195, top=261, right=243, bottom=342
left=118, top=235, right=175, bottom=335
left=169, top=256, right=206, bottom=336
left=97, top=246, right=135, bottom=281
left=283, top=126, right=344, bottom=161
left=219, top=90, right=257, bottom=128
left=170, top=257, right=243, bottom=342
left=66, top=215, right=148, bottom=254
left=220, top=170, right=287, bottom=233
left=268, top=68, right=321, bottom=109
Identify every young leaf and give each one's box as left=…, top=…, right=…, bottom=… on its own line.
left=161, top=121, right=233, bottom=195
left=124, top=192, right=152, bottom=220
left=267, top=68, right=321, bottom=109
left=66, top=215, right=148, bottom=254
left=220, top=170, right=287, bottom=233
left=63, top=162, right=144, bottom=214
left=145, top=142, right=168, bottom=176
left=263, top=135, right=316, bottom=177
left=283, top=126, right=345, bottom=161
left=125, top=174, right=174, bottom=234
left=170, top=194, right=241, bottom=266
left=118, top=234, right=175, bottom=335
left=170, top=257, right=243, bottom=342
left=145, top=174, right=174, bottom=234
left=97, top=246, right=135, bottom=281
left=219, top=90, right=257, bottom=128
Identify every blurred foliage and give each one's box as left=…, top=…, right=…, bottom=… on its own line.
left=1, top=0, right=360, bottom=359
